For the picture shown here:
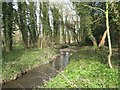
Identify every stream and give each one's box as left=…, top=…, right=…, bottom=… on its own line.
left=2, top=51, right=72, bottom=89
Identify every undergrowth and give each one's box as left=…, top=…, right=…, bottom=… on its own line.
left=2, top=46, right=58, bottom=82
left=44, top=46, right=118, bottom=88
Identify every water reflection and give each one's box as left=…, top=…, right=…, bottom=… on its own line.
left=2, top=51, right=71, bottom=88
left=49, top=51, right=70, bottom=71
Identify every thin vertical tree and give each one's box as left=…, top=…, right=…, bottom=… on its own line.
left=2, top=2, right=14, bottom=52
left=17, top=2, right=29, bottom=48
left=51, top=5, right=60, bottom=45
left=106, top=2, right=112, bottom=68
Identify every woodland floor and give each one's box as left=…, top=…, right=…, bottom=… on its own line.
left=2, top=46, right=58, bottom=82
left=2, top=45, right=119, bottom=88
left=43, top=46, right=119, bottom=88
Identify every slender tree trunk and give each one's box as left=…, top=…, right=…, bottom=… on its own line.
left=0, top=1, right=2, bottom=66
left=73, top=25, right=79, bottom=44
left=28, top=3, right=37, bottom=48
left=2, top=2, right=13, bottom=52
left=98, top=30, right=107, bottom=46
left=18, top=2, right=29, bottom=48
left=65, top=17, right=71, bottom=44
left=67, top=30, right=71, bottom=44
left=62, top=21, right=66, bottom=43
left=106, top=2, right=112, bottom=68
left=51, top=6, right=60, bottom=45
left=89, top=34, right=97, bottom=47
left=38, top=2, right=42, bottom=48
left=61, top=12, right=66, bottom=44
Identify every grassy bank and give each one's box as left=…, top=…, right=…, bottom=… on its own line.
left=2, top=46, right=58, bottom=82
left=44, top=46, right=118, bottom=88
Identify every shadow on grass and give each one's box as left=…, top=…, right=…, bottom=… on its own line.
left=44, top=46, right=118, bottom=88
left=2, top=45, right=28, bottom=63
left=70, top=46, right=118, bottom=67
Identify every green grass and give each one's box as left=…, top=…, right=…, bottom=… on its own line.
left=44, top=46, right=118, bottom=88
left=2, top=46, right=58, bottom=82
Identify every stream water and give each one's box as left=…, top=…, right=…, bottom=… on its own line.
left=2, top=51, right=71, bottom=89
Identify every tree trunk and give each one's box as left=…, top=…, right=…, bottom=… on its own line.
left=98, top=30, right=107, bottom=46
left=2, top=2, right=13, bottom=52
left=0, top=1, right=2, bottom=63
left=18, top=2, right=29, bottom=48
left=51, top=6, right=60, bottom=45
left=89, top=34, right=97, bottom=47
left=61, top=12, right=66, bottom=44
left=106, top=2, right=112, bottom=68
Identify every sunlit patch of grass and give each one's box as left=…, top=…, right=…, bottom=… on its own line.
left=44, top=47, right=118, bottom=88
left=2, top=46, right=58, bottom=82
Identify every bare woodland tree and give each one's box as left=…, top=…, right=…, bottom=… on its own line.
left=106, top=2, right=112, bottom=68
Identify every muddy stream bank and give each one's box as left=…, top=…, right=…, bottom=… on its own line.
left=2, top=48, right=76, bottom=89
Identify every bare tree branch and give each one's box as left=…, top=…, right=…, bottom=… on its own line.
left=82, top=4, right=105, bottom=13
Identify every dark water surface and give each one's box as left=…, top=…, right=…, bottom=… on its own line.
left=2, top=51, right=71, bottom=88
